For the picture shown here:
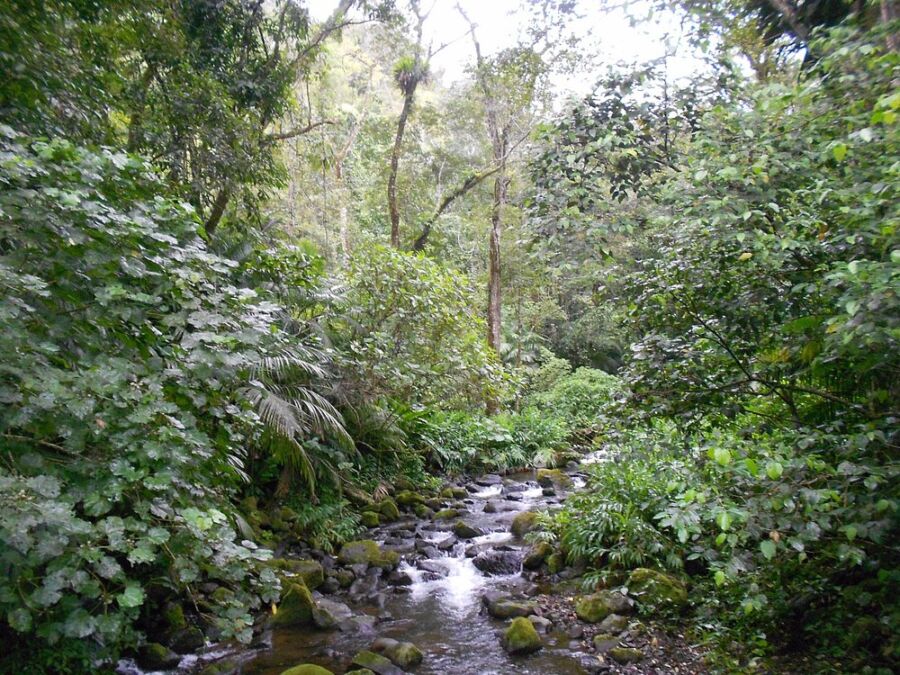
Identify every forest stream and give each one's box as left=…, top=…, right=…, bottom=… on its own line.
left=119, top=452, right=706, bottom=675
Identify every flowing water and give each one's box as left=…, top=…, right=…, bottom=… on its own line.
left=244, top=468, right=594, bottom=675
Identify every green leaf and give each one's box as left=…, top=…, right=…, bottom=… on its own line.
left=118, top=584, right=145, bottom=609
left=760, top=540, right=776, bottom=560
left=7, top=608, right=32, bottom=632
left=832, top=143, right=848, bottom=162
left=714, top=570, right=726, bottom=586
left=713, top=447, right=732, bottom=466
left=765, top=461, right=783, bottom=480
left=716, top=511, right=733, bottom=531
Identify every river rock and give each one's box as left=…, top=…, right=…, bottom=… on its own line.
left=522, top=542, right=553, bottom=570
left=414, top=504, right=433, bottom=519
left=395, top=490, right=425, bottom=508
left=387, top=570, right=414, bottom=586
left=436, top=534, right=458, bottom=551
left=361, top=511, right=380, bottom=527
left=272, top=582, right=315, bottom=627
left=349, top=650, right=405, bottom=675
left=345, top=671, right=375, bottom=675
left=501, top=617, right=543, bottom=655
left=510, top=511, right=540, bottom=538
left=575, top=590, right=633, bottom=623
left=338, top=540, right=400, bottom=570
left=597, top=613, right=630, bottom=633
left=609, top=647, right=644, bottom=664
left=433, top=508, right=459, bottom=520
left=483, top=500, right=519, bottom=513
left=536, top=468, right=573, bottom=489
left=529, top=616, right=552, bottom=633
left=487, top=598, right=538, bottom=619
left=592, top=632, right=620, bottom=654
left=372, top=637, right=424, bottom=669
left=473, top=549, right=522, bottom=575
left=137, top=643, right=180, bottom=670
left=452, top=520, right=483, bottom=539
left=280, top=665, right=334, bottom=675
left=378, top=499, right=400, bottom=522
left=476, top=474, right=503, bottom=486
left=627, top=568, right=688, bottom=611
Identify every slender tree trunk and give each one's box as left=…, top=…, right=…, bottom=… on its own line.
left=882, top=0, right=899, bottom=51
left=388, top=90, right=415, bottom=248
left=204, top=187, right=230, bottom=238
left=486, top=165, right=506, bottom=355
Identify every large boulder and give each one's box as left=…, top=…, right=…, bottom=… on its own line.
left=627, top=568, right=688, bottom=612
left=338, top=540, right=400, bottom=570
left=597, top=613, right=630, bottom=633
left=592, top=633, right=620, bottom=654
left=433, top=508, right=459, bottom=520
left=349, top=650, right=405, bottom=675
left=574, top=590, right=633, bottom=623
left=280, top=666, right=334, bottom=675
left=476, top=474, right=503, bottom=486
left=501, top=617, right=543, bottom=655
left=371, top=637, right=424, bottom=669
left=361, top=511, right=380, bottom=528
left=272, top=582, right=315, bottom=627
left=488, top=599, right=538, bottom=619
left=510, top=511, right=540, bottom=538
left=473, top=549, right=522, bottom=575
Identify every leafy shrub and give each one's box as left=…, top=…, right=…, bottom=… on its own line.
left=0, top=133, right=285, bottom=661
left=527, top=367, right=620, bottom=430
left=335, top=245, right=507, bottom=409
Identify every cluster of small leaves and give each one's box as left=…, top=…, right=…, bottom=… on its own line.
left=0, top=132, right=288, bottom=658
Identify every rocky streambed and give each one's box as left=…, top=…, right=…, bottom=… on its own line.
left=120, top=460, right=708, bottom=675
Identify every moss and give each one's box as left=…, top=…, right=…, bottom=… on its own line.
left=536, top=468, right=573, bottom=488
left=200, top=660, right=239, bottom=675
left=575, top=591, right=632, bottom=623
left=522, top=542, right=552, bottom=569
left=272, top=582, right=315, bottom=627
left=337, top=540, right=399, bottom=569
left=378, top=498, right=400, bottom=522
left=452, top=520, right=481, bottom=539
left=280, top=665, right=334, bottom=675
left=413, top=503, right=433, bottom=519
left=592, top=633, right=620, bottom=654
left=546, top=551, right=565, bottom=574
left=501, top=617, right=543, bottom=655
left=137, top=643, right=179, bottom=670
left=627, top=568, right=688, bottom=612
left=597, top=613, right=630, bottom=633
left=266, top=558, right=324, bottom=590
left=511, top=511, right=539, bottom=538
left=433, top=508, right=459, bottom=520
left=344, top=670, right=375, bottom=675
left=487, top=600, right=538, bottom=619
left=375, top=639, right=423, bottom=669
left=162, top=602, right=187, bottom=631
left=609, top=647, right=643, bottom=664
left=210, top=586, right=235, bottom=605
left=360, top=511, right=380, bottom=527
left=395, top=490, right=425, bottom=507
left=350, top=650, right=396, bottom=672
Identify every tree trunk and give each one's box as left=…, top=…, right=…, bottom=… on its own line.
left=487, top=163, right=506, bottom=356
left=204, top=187, right=231, bottom=238
left=388, top=91, right=414, bottom=248
left=882, top=0, right=898, bottom=51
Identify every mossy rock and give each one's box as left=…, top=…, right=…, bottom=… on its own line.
left=200, top=660, right=239, bottom=675
left=378, top=498, right=400, bottom=522
left=350, top=650, right=404, bottom=675
left=345, top=670, right=375, bottom=675
left=395, top=477, right=417, bottom=491
left=609, top=647, right=644, bottom=664
left=395, top=490, right=425, bottom=507
left=452, top=520, right=482, bottom=539
left=372, top=637, right=424, bottom=669
left=280, top=665, right=334, bottom=675
left=546, top=551, right=565, bottom=574
left=487, top=599, right=538, bottom=619
left=536, top=468, right=573, bottom=488
left=210, top=586, right=235, bottom=605
left=575, top=590, right=632, bottom=623
left=627, top=567, right=688, bottom=612
left=522, top=542, right=552, bottom=570
left=137, top=642, right=180, bottom=670
left=163, top=602, right=188, bottom=631
left=168, top=626, right=205, bottom=653
left=501, top=617, right=543, bottom=655
left=511, top=511, right=540, bottom=538
left=597, top=613, right=630, bottom=633
left=440, top=487, right=456, bottom=499
left=267, top=558, right=324, bottom=590
left=272, top=582, right=315, bottom=627
left=413, top=503, right=433, bottom=519
left=433, top=508, right=459, bottom=520
left=337, top=540, right=399, bottom=569
left=592, top=633, right=620, bottom=654
left=361, top=511, right=380, bottom=528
